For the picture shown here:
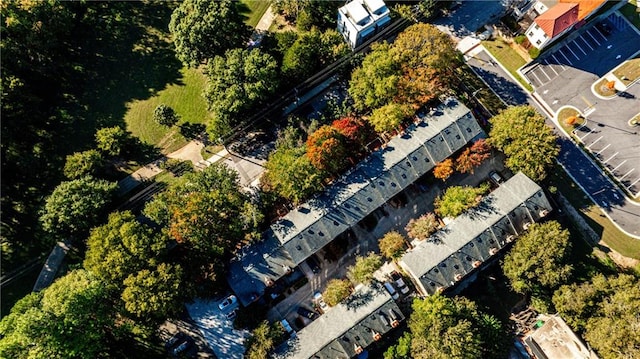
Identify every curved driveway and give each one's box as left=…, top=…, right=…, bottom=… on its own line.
left=466, top=47, right=640, bottom=239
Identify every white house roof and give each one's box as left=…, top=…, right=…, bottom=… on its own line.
left=345, top=0, right=370, bottom=25
left=363, top=0, right=386, bottom=14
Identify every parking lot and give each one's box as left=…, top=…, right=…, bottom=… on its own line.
left=521, top=12, right=640, bottom=197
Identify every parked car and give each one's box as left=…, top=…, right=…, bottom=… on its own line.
left=383, top=282, right=400, bottom=300
left=306, top=255, right=321, bottom=274
left=280, top=319, right=295, bottom=336
left=218, top=295, right=237, bottom=311
left=488, top=171, right=504, bottom=185
left=390, top=271, right=410, bottom=294
left=165, top=332, right=187, bottom=349
left=313, top=292, right=328, bottom=311
left=297, top=306, right=319, bottom=320
left=226, top=309, right=237, bottom=320
left=171, top=337, right=194, bottom=357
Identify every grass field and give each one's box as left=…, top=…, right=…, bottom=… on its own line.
left=482, top=39, right=534, bottom=92
left=548, top=165, right=640, bottom=260
left=620, top=1, right=640, bottom=31
left=239, top=0, right=271, bottom=27
left=124, top=67, right=210, bottom=154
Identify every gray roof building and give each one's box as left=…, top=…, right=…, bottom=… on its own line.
left=399, top=173, right=552, bottom=296
left=228, top=98, right=485, bottom=305
left=273, top=283, right=405, bottom=359
left=524, top=314, right=598, bottom=359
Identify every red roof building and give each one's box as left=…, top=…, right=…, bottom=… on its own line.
left=535, top=2, right=579, bottom=38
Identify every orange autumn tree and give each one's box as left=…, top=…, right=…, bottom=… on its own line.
left=306, top=125, right=347, bottom=174
left=433, top=158, right=454, bottom=180
left=456, top=139, right=492, bottom=174
left=332, top=116, right=372, bottom=147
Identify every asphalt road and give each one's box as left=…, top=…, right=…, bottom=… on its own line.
left=434, top=0, right=508, bottom=39
left=466, top=42, right=640, bottom=239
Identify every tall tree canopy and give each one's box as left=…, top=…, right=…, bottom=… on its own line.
left=553, top=274, right=640, bottom=359
left=434, top=183, right=489, bottom=218
left=502, top=221, right=573, bottom=294
left=488, top=106, right=559, bottom=181
left=349, top=42, right=400, bottom=111
left=391, top=23, right=458, bottom=107
left=40, top=176, right=117, bottom=239
left=347, top=253, right=383, bottom=284
left=407, top=295, right=510, bottom=359
left=367, top=103, right=410, bottom=133
left=282, top=28, right=349, bottom=80
left=379, top=231, right=407, bottom=260
left=63, top=149, right=104, bottom=179
left=121, top=263, right=186, bottom=319
left=169, top=0, right=250, bottom=67
left=306, top=125, right=348, bottom=173
left=0, top=270, right=113, bottom=359
left=84, top=211, right=169, bottom=288
left=204, top=48, right=279, bottom=139
left=264, top=145, right=324, bottom=205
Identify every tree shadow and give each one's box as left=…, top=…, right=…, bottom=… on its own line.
left=179, top=123, right=206, bottom=140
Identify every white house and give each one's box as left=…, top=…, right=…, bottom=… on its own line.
left=337, top=0, right=391, bottom=49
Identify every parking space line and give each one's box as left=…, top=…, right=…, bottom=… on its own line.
left=551, top=54, right=567, bottom=70
left=572, top=40, right=588, bottom=55
left=612, top=160, right=627, bottom=172
left=529, top=70, right=544, bottom=86
left=558, top=49, right=574, bottom=65
left=566, top=45, right=580, bottom=60
left=596, top=144, right=610, bottom=155
left=543, top=59, right=559, bottom=76
left=628, top=177, right=640, bottom=190
left=587, top=136, right=603, bottom=149
left=593, top=26, right=607, bottom=41
left=604, top=152, right=618, bottom=164
left=619, top=168, right=635, bottom=181
left=538, top=67, right=552, bottom=81
left=586, top=30, right=601, bottom=46
left=580, top=127, right=595, bottom=141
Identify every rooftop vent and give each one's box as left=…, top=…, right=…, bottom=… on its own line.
left=489, top=247, right=499, bottom=255
left=473, top=260, right=482, bottom=268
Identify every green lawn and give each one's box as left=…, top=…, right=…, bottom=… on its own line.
left=124, top=67, right=210, bottom=154
left=482, top=39, right=534, bottom=92
left=620, top=1, right=640, bottom=31
left=613, top=57, right=640, bottom=86
left=238, top=0, right=271, bottom=27
left=557, top=107, right=584, bottom=135
left=548, top=165, right=640, bottom=260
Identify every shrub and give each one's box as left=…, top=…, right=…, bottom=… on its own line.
left=153, top=104, right=179, bottom=127
left=514, top=35, right=526, bottom=44
left=528, top=47, right=540, bottom=59
left=323, top=279, right=352, bottom=306
left=405, top=213, right=438, bottom=240
left=347, top=253, right=383, bottom=284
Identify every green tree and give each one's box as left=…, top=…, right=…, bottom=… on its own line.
left=244, top=320, right=285, bottom=359
left=379, top=231, right=407, bottom=260
left=84, top=211, right=168, bottom=287
left=488, top=106, right=559, bottom=181
left=368, top=103, right=410, bottom=133
left=282, top=28, right=348, bottom=80
left=502, top=221, right=572, bottom=294
left=95, top=126, right=130, bottom=157
left=306, top=125, right=347, bottom=173
left=419, top=0, right=438, bottom=18
left=434, top=183, right=489, bottom=218
left=264, top=145, right=324, bottom=204
left=348, top=42, right=400, bottom=111
left=0, top=270, right=113, bottom=359
left=385, top=332, right=412, bottom=359
left=322, top=279, right=352, bottom=307
left=406, top=213, right=439, bottom=240
left=347, top=253, right=383, bottom=284
left=121, top=263, right=185, bottom=319
left=409, top=295, right=509, bottom=359
left=204, top=48, right=279, bottom=138
left=153, top=104, right=178, bottom=127
left=553, top=274, right=640, bottom=359
left=63, top=149, right=104, bottom=179
left=40, top=176, right=117, bottom=238
left=169, top=0, right=250, bottom=67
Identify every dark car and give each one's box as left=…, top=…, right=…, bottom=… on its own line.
left=297, top=306, right=319, bottom=320
left=165, top=332, right=187, bottom=350
left=171, top=337, right=194, bottom=357
left=306, top=255, right=321, bottom=274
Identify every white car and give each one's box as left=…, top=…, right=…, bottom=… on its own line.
left=218, top=295, right=237, bottom=311
left=391, top=271, right=410, bottom=294
left=313, top=292, right=328, bottom=311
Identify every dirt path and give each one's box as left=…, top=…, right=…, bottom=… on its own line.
left=167, top=140, right=204, bottom=165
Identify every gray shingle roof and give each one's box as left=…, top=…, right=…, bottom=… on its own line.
left=272, top=98, right=484, bottom=265
left=273, top=283, right=405, bottom=359
left=400, top=173, right=552, bottom=295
